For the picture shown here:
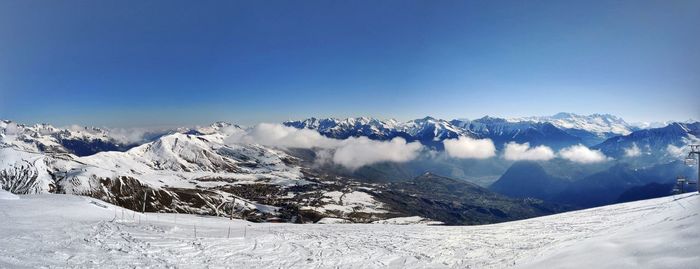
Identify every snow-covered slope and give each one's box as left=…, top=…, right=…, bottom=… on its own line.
left=0, top=192, right=696, bottom=268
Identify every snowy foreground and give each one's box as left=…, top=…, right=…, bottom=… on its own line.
left=0, top=191, right=698, bottom=268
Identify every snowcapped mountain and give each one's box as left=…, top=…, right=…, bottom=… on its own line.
left=285, top=115, right=589, bottom=149
left=593, top=122, right=700, bottom=161
left=451, top=116, right=582, bottom=149
left=2, top=120, right=557, bottom=224
left=514, top=113, right=635, bottom=145
left=1, top=122, right=339, bottom=220
left=283, top=117, right=399, bottom=140
left=516, top=112, right=633, bottom=135
left=398, top=116, right=472, bottom=141
left=0, top=120, right=154, bottom=156
left=284, top=116, right=473, bottom=149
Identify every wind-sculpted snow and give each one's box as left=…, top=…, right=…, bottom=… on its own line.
left=0, top=193, right=696, bottom=268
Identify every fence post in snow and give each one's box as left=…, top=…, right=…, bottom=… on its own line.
left=142, top=191, right=147, bottom=213
left=230, top=198, right=236, bottom=220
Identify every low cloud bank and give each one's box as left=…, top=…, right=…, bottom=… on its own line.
left=225, top=125, right=613, bottom=168
left=624, top=143, right=642, bottom=157
left=503, top=142, right=556, bottom=161
left=226, top=123, right=422, bottom=170
left=227, top=123, right=338, bottom=149
left=108, top=128, right=165, bottom=145
left=559, top=144, right=609, bottom=163
left=443, top=137, right=496, bottom=159
left=666, top=137, right=700, bottom=158
left=332, top=137, right=422, bottom=170
left=666, top=144, right=685, bottom=157
left=1, top=122, right=19, bottom=136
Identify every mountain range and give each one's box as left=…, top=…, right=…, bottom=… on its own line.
left=284, top=112, right=656, bottom=149
left=1, top=112, right=698, bottom=224
left=0, top=120, right=561, bottom=225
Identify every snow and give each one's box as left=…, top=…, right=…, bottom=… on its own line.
left=0, top=193, right=697, bottom=268
left=316, top=217, right=353, bottom=224
left=0, top=189, right=18, bottom=200
left=1, top=130, right=308, bottom=195
left=371, top=216, right=444, bottom=225
left=304, top=190, right=387, bottom=214
left=515, top=113, right=633, bottom=135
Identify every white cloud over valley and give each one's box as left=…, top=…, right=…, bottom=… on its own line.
left=443, top=136, right=496, bottom=159
left=225, top=123, right=423, bottom=170
left=332, top=137, right=422, bottom=170
left=503, top=142, right=556, bottom=161
left=623, top=143, right=641, bottom=157
left=558, top=144, right=609, bottom=163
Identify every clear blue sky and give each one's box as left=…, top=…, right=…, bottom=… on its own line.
left=0, top=0, right=698, bottom=127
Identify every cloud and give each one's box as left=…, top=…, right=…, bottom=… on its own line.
left=666, top=144, right=684, bottom=157
left=666, top=136, right=699, bottom=158
left=227, top=123, right=338, bottom=149
left=443, top=136, right=496, bottom=159
left=107, top=128, right=169, bottom=145
left=558, top=144, right=609, bottom=163
left=503, top=142, right=555, bottom=161
left=332, top=137, right=422, bottom=170
left=225, top=123, right=423, bottom=170
left=623, top=143, right=641, bottom=157
left=2, top=122, right=19, bottom=136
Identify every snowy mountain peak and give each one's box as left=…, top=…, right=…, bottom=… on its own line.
left=397, top=117, right=468, bottom=139
left=514, top=112, right=633, bottom=135
left=284, top=117, right=403, bottom=140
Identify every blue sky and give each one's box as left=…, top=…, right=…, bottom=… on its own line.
left=0, top=0, right=698, bottom=127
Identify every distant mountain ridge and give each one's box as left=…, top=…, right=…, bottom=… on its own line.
left=0, top=120, right=139, bottom=156
left=514, top=112, right=634, bottom=135
left=4, top=113, right=696, bottom=159
left=594, top=122, right=700, bottom=161
left=512, top=112, right=636, bottom=145
left=451, top=116, right=582, bottom=150
left=284, top=113, right=685, bottom=149
left=284, top=116, right=472, bottom=149
left=490, top=160, right=697, bottom=208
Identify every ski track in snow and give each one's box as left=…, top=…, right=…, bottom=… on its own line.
left=0, top=192, right=697, bottom=268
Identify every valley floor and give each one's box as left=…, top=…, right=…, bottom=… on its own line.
left=0, top=191, right=697, bottom=268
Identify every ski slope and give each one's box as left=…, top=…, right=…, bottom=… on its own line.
left=0, top=190, right=697, bottom=268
